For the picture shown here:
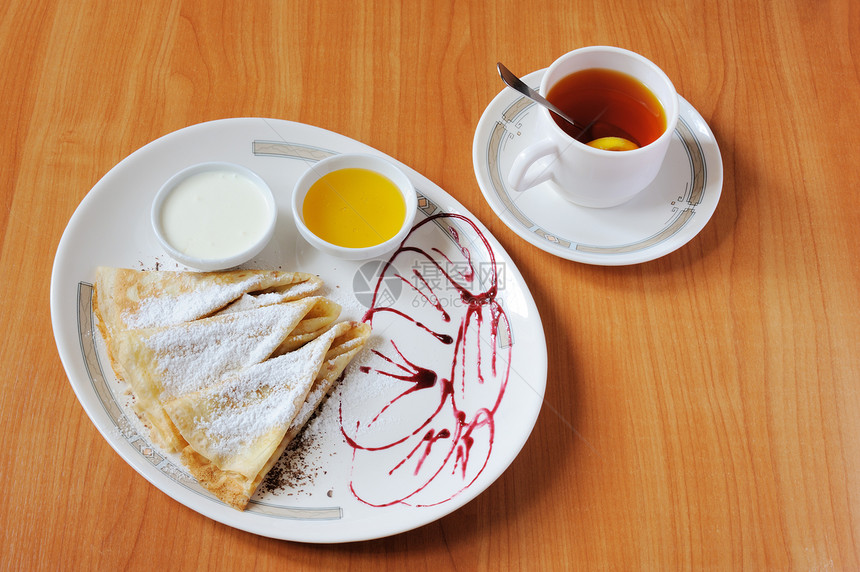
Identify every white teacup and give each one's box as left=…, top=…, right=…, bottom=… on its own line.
left=508, top=46, right=679, bottom=208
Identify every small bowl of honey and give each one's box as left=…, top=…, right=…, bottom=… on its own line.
left=291, top=153, right=417, bottom=260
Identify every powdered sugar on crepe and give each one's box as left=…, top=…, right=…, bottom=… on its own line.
left=219, top=279, right=322, bottom=314
left=184, top=328, right=337, bottom=460
left=147, top=301, right=312, bottom=399
left=219, top=292, right=289, bottom=314
left=124, top=276, right=269, bottom=329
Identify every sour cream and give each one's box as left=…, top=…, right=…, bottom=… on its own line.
left=152, top=163, right=277, bottom=270
left=160, top=170, right=270, bottom=259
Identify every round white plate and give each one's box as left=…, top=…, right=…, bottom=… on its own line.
left=50, top=118, right=547, bottom=543
left=473, top=70, right=723, bottom=265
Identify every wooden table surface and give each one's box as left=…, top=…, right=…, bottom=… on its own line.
left=2, top=0, right=858, bottom=569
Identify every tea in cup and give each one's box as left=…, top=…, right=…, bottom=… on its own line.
left=508, top=46, right=679, bottom=208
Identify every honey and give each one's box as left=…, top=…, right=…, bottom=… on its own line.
left=302, top=168, right=406, bottom=248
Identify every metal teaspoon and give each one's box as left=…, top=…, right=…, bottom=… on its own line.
left=496, top=62, right=589, bottom=135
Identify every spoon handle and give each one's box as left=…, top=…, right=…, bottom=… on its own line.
left=496, top=63, right=586, bottom=133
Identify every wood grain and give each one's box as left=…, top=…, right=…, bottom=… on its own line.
left=1, top=0, right=858, bottom=569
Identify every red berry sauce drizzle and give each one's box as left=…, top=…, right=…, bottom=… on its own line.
left=340, top=213, right=512, bottom=507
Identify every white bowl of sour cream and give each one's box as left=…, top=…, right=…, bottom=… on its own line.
left=151, top=162, right=277, bottom=271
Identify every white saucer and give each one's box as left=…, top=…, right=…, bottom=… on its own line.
left=472, top=70, right=723, bottom=266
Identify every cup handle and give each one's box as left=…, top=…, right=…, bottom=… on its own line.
left=508, top=138, right=558, bottom=191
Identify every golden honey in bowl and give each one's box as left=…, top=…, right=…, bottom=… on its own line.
left=302, top=167, right=406, bottom=248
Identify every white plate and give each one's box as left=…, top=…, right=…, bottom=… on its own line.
left=50, top=118, right=547, bottom=543
left=473, top=70, right=723, bottom=265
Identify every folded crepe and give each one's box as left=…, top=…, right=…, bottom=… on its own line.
left=112, top=297, right=341, bottom=452
left=93, top=266, right=322, bottom=338
left=92, top=267, right=371, bottom=510
left=169, top=321, right=370, bottom=510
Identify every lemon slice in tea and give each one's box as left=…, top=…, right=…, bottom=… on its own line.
left=587, top=137, right=639, bottom=151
